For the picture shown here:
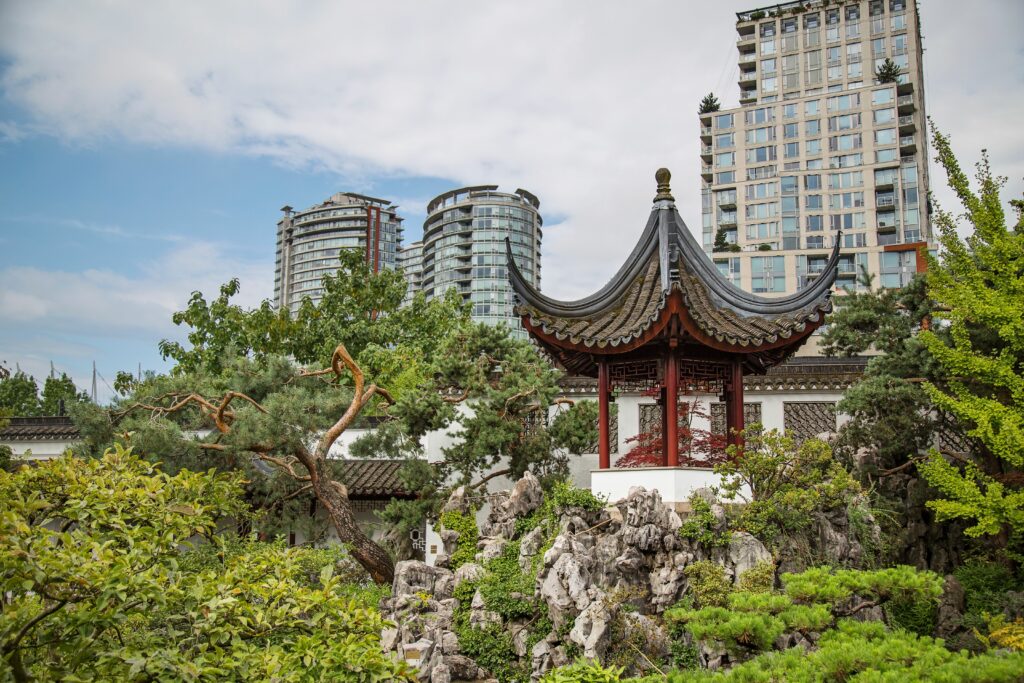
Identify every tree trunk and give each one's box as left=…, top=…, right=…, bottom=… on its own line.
left=309, top=458, right=395, bottom=585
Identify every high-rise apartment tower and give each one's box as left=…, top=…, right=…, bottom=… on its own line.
left=420, top=186, right=542, bottom=337
left=397, top=240, right=423, bottom=306
left=275, top=193, right=403, bottom=313
left=700, top=0, right=931, bottom=295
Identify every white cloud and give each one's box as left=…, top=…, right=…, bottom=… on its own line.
left=0, top=240, right=272, bottom=399
left=0, top=0, right=1021, bottom=303
left=0, top=241, right=271, bottom=336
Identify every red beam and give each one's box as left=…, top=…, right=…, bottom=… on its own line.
left=666, top=351, right=679, bottom=467
left=727, top=359, right=745, bottom=452
left=598, top=360, right=610, bottom=470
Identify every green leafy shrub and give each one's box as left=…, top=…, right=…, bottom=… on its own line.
left=540, top=658, right=624, bottom=682
left=457, top=624, right=522, bottom=682
left=685, top=560, right=732, bottom=608
left=782, top=565, right=944, bottom=613
left=736, top=560, right=775, bottom=593
left=477, top=540, right=535, bottom=620
left=679, top=495, right=731, bottom=548
left=716, top=431, right=860, bottom=551
left=885, top=593, right=939, bottom=636
left=0, top=448, right=415, bottom=681
left=664, top=618, right=1024, bottom=681
left=667, top=566, right=946, bottom=667
left=439, top=508, right=479, bottom=570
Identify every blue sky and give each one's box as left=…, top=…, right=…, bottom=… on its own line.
left=1, top=0, right=1022, bottom=402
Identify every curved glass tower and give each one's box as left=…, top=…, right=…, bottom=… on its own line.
left=421, top=186, right=542, bottom=337
left=274, top=192, right=403, bottom=313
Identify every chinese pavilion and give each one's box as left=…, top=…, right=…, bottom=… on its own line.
left=507, top=169, right=841, bottom=469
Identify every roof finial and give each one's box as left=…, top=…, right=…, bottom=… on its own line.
left=654, top=167, right=674, bottom=203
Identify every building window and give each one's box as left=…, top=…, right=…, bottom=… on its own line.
left=806, top=194, right=823, bottom=209
left=806, top=119, right=821, bottom=135
left=746, top=146, right=778, bottom=164
left=716, top=171, right=736, bottom=184
left=872, top=88, right=894, bottom=106
left=715, top=152, right=735, bottom=167
left=751, top=255, right=786, bottom=293
left=875, top=128, right=897, bottom=145
left=714, top=258, right=741, bottom=288
left=806, top=139, right=822, bottom=155
left=873, top=108, right=895, bottom=124
left=715, top=113, right=734, bottom=129
left=805, top=174, right=822, bottom=190
left=805, top=99, right=820, bottom=116
left=827, top=92, right=861, bottom=111
left=784, top=142, right=800, bottom=158
left=715, top=132, right=735, bottom=148
left=746, top=126, right=776, bottom=144
left=745, top=107, right=775, bottom=125
left=830, top=212, right=866, bottom=230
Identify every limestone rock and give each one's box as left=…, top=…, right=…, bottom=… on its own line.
left=478, top=538, right=507, bottom=563
left=393, top=561, right=455, bottom=601
left=441, top=630, right=460, bottom=655
left=442, top=485, right=472, bottom=515
left=454, top=562, right=485, bottom=590
left=482, top=471, right=544, bottom=538
left=518, top=525, right=546, bottom=571
left=936, top=575, right=966, bottom=639
left=568, top=601, right=612, bottom=659
left=539, top=552, right=592, bottom=629
left=727, top=532, right=772, bottom=583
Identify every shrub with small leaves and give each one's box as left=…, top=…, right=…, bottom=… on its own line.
left=540, top=658, right=625, bottom=682
left=685, top=560, right=732, bottom=608
left=679, top=495, right=731, bottom=549
left=439, top=508, right=479, bottom=571
left=737, top=560, right=775, bottom=593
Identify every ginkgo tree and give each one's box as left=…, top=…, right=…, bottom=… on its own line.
left=916, top=124, right=1024, bottom=544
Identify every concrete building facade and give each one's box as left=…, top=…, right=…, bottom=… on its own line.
left=420, top=186, right=542, bottom=336
left=397, top=240, right=423, bottom=306
left=275, top=192, right=404, bottom=313
left=700, top=0, right=931, bottom=295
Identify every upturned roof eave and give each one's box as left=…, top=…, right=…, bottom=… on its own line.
left=506, top=209, right=662, bottom=318
left=507, top=199, right=840, bottom=323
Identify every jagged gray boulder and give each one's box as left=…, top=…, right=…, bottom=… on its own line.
left=393, top=561, right=455, bottom=601
left=382, top=478, right=871, bottom=681
left=568, top=600, right=612, bottom=659
left=727, top=532, right=772, bottom=583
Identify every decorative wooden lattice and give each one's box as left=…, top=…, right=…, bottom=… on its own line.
left=678, top=360, right=730, bottom=394
left=587, top=410, right=618, bottom=454
left=783, top=402, right=837, bottom=443
left=710, top=402, right=763, bottom=436
left=521, top=409, right=545, bottom=435
left=639, top=403, right=661, bottom=436
left=609, top=359, right=661, bottom=392
left=936, top=411, right=977, bottom=456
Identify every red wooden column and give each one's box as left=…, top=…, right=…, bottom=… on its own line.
left=598, top=359, right=610, bottom=469
left=726, top=359, right=745, bottom=451
left=665, top=350, right=679, bottom=467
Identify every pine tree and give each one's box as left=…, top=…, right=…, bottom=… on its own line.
left=698, top=92, right=721, bottom=115
left=713, top=227, right=730, bottom=252
left=876, top=57, right=902, bottom=84
left=916, top=124, right=1024, bottom=541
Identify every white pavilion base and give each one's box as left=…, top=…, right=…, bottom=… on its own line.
left=591, top=466, right=747, bottom=510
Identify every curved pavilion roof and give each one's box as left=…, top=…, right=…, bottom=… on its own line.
left=506, top=169, right=841, bottom=376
